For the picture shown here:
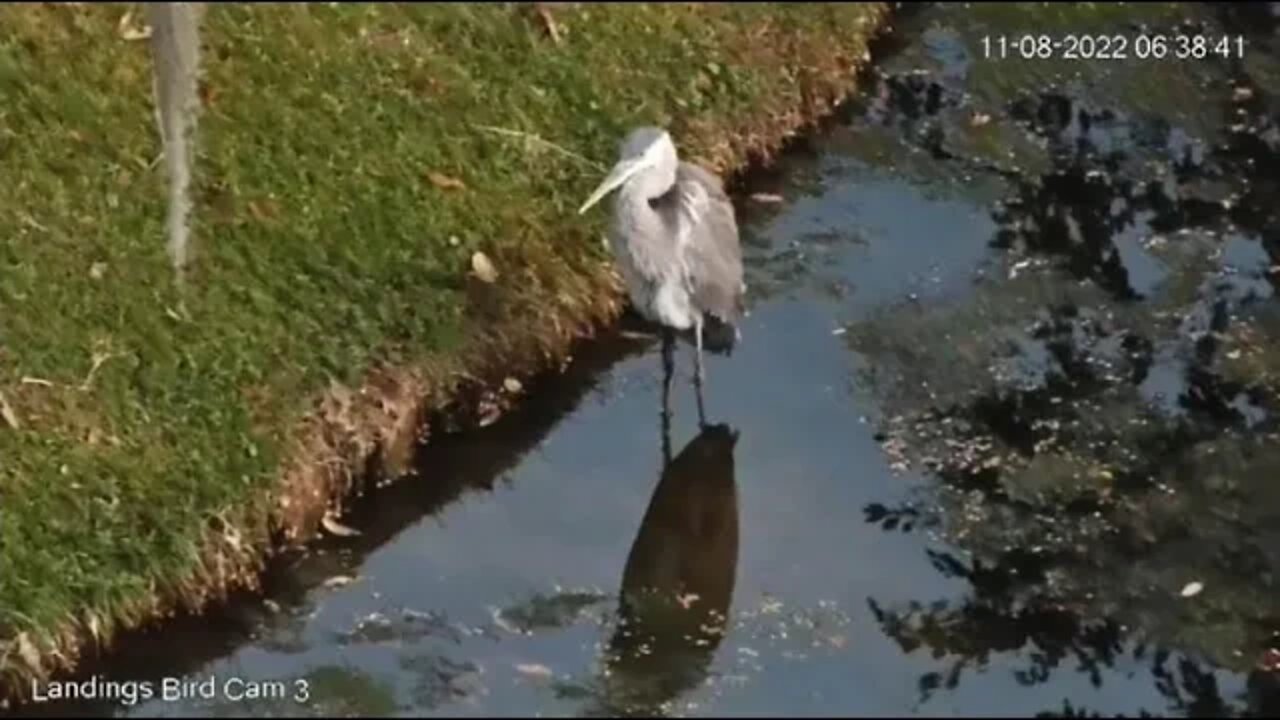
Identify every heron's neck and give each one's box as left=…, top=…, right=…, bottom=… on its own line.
left=616, top=183, right=670, bottom=250
left=631, top=162, right=676, bottom=202
left=617, top=167, right=675, bottom=234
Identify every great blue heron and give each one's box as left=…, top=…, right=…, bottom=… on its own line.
left=578, top=127, right=746, bottom=427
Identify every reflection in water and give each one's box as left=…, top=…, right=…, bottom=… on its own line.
left=594, top=423, right=740, bottom=717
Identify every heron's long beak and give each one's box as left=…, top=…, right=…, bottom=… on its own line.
left=578, top=157, right=650, bottom=215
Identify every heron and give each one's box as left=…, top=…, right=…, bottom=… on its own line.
left=578, top=127, right=746, bottom=428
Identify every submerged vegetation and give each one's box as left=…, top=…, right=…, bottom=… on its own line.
left=0, top=2, right=888, bottom=702
left=836, top=2, right=1280, bottom=714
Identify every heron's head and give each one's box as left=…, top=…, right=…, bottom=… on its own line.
left=578, top=127, right=679, bottom=215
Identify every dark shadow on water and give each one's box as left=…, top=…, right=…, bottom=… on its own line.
left=341, top=314, right=662, bottom=553
left=587, top=423, right=740, bottom=718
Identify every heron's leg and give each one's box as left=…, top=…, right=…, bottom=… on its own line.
left=661, top=328, right=674, bottom=464
left=693, top=319, right=707, bottom=428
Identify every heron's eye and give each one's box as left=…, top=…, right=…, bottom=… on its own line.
left=647, top=197, right=660, bottom=210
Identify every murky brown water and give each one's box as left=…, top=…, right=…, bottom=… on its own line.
left=11, top=3, right=1280, bottom=717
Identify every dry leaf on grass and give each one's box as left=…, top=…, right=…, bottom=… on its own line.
left=86, top=612, right=103, bottom=644
left=248, top=199, right=279, bottom=222
left=750, top=192, right=784, bottom=204
left=426, top=172, right=467, bottom=191
left=471, top=251, right=499, bottom=283
left=15, top=632, right=40, bottom=670
left=117, top=11, right=152, bottom=41
left=0, top=391, right=19, bottom=430
left=321, top=513, right=361, bottom=537
left=1180, top=581, right=1204, bottom=598
left=533, top=4, right=564, bottom=44
left=478, top=404, right=502, bottom=427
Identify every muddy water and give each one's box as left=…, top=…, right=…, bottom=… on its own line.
left=15, top=2, right=1280, bottom=717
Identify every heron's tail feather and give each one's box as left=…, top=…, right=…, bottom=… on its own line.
left=700, top=313, right=738, bottom=356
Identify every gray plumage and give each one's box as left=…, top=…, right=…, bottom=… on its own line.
left=657, top=162, right=745, bottom=353
left=579, top=127, right=746, bottom=410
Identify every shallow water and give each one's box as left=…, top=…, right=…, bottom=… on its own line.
left=13, top=2, right=1280, bottom=717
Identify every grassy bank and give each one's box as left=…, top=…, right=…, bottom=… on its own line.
left=0, top=2, right=888, bottom=701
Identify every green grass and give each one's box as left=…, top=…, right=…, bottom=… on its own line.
left=0, top=2, right=887, bottom=694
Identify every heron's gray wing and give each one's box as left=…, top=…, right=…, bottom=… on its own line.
left=672, top=163, right=745, bottom=324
